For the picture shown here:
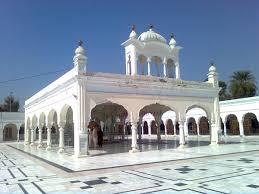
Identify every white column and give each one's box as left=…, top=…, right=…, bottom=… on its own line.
left=24, top=128, right=29, bottom=145
left=147, top=57, right=151, bottom=76
left=239, top=120, right=244, bottom=137
left=148, top=121, right=151, bottom=135
left=184, top=121, right=188, bottom=137
left=46, top=127, right=52, bottom=151
left=30, top=128, right=35, bottom=146
left=223, top=121, right=227, bottom=136
left=17, top=128, right=20, bottom=142
left=129, top=111, right=139, bottom=153
left=175, top=63, right=180, bottom=79
left=178, top=120, right=186, bottom=147
left=37, top=127, right=43, bottom=148
left=163, top=57, right=167, bottom=77
left=58, top=125, right=65, bottom=153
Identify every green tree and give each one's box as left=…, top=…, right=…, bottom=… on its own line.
left=3, top=95, right=20, bottom=112
left=229, top=70, right=257, bottom=99
left=219, top=81, right=231, bottom=101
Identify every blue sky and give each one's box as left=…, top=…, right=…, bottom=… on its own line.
left=0, top=0, right=258, bottom=110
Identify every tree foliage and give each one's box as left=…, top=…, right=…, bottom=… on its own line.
left=229, top=70, right=257, bottom=99
left=0, top=95, right=20, bottom=112
left=219, top=81, right=231, bottom=101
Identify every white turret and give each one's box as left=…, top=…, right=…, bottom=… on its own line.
left=129, top=25, right=137, bottom=39
left=73, top=40, right=87, bottom=72
left=207, top=61, right=218, bottom=87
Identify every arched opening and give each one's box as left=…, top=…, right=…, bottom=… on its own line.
left=186, top=106, right=208, bottom=136
left=138, top=54, right=147, bottom=75
left=166, top=119, right=174, bottom=135
left=3, top=123, right=17, bottom=141
left=188, top=117, right=197, bottom=135
left=142, top=113, right=155, bottom=135
left=26, top=117, right=31, bottom=143
left=48, top=110, right=58, bottom=145
left=31, top=115, right=38, bottom=141
left=19, top=124, right=25, bottom=141
left=143, top=121, right=148, bottom=134
left=139, top=103, right=172, bottom=138
left=39, top=113, right=47, bottom=140
left=243, top=113, right=259, bottom=135
left=151, top=120, right=157, bottom=134
left=226, top=114, right=239, bottom=135
left=60, top=105, right=74, bottom=147
left=167, top=59, right=175, bottom=78
left=162, top=110, right=176, bottom=135
left=199, top=117, right=210, bottom=135
left=90, top=102, right=128, bottom=147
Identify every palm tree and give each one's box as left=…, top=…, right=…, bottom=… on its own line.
left=229, top=70, right=257, bottom=99
left=3, top=95, right=20, bottom=112
left=219, top=81, right=231, bottom=101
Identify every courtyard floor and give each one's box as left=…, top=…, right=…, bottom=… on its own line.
left=1, top=136, right=259, bottom=193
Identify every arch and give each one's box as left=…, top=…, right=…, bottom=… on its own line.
left=166, top=119, right=174, bottom=135
left=187, top=117, right=197, bottom=135
left=198, top=116, right=210, bottom=135
left=39, top=112, right=46, bottom=127
left=226, top=114, right=239, bottom=135
left=242, top=113, right=259, bottom=135
left=31, top=115, right=38, bottom=128
left=151, top=120, right=157, bottom=134
left=90, top=101, right=128, bottom=144
left=185, top=105, right=210, bottom=121
left=3, top=123, right=17, bottom=141
left=139, top=103, right=173, bottom=119
left=143, top=121, right=149, bottom=134
left=59, top=105, right=74, bottom=146
left=47, top=109, right=58, bottom=126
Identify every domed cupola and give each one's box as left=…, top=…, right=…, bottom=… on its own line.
left=138, top=25, right=167, bottom=44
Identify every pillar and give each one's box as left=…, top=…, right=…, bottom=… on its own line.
left=17, top=128, right=20, bottom=142
left=46, top=127, right=52, bottom=151
left=184, top=121, right=188, bottom=137
left=24, top=128, right=29, bottom=145
left=223, top=121, right=227, bottom=136
left=175, top=63, right=180, bottom=79
left=129, top=111, right=139, bottom=153
left=163, top=57, right=167, bottom=77
left=147, top=57, right=151, bottom=76
left=58, top=125, right=65, bottom=153
left=37, top=126, right=43, bottom=148
left=239, top=120, right=244, bottom=137
left=30, top=128, right=35, bottom=146
left=148, top=121, right=151, bottom=135
left=178, top=120, right=186, bottom=147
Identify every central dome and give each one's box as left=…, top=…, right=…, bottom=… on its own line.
left=138, top=29, right=167, bottom=44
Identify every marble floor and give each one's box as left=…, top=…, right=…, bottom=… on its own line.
left=1, top=136, right=259, bottom=193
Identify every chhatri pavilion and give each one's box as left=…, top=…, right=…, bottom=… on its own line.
left=24, top=26, right=221, bottom=157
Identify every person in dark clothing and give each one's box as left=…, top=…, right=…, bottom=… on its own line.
left=97, top=128, right=103, bottom=148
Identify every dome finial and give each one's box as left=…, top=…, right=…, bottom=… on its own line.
left=170, top=33, right=175, bottom=39
left=210, top=60, right=215, bottom=67
left=149, top=24, right=154, bottom=30
left=131, top=24, right=136, bottom=31
left=78, top=40, right=83, bottom=46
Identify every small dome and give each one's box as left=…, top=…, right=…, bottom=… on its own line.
left=138, top=28, right=167, bottom=44
left=209, top=64, right=216, bottom=72
left=75, top=46, right=84, bottom=55
left=169, top=33, right=176, bottom=48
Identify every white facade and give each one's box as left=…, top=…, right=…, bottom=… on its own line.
left=24, top=27, right=221, bottom=157
left=0, top=112, right=24, bottom=142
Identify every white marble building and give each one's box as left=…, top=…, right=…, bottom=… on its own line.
left=0, top=112, right=24, bottom=142
left=24, top=26, right=222, bottom=157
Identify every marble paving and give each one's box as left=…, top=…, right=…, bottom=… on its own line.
left=1, top=137, right=259, bottom=193
left=8, top=136, right=259, bottom=172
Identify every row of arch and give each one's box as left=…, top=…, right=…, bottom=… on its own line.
left=2, top=123, right=24, bottom=141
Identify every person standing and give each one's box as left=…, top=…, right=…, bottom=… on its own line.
left=97, top=128, right=104, bottom=147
